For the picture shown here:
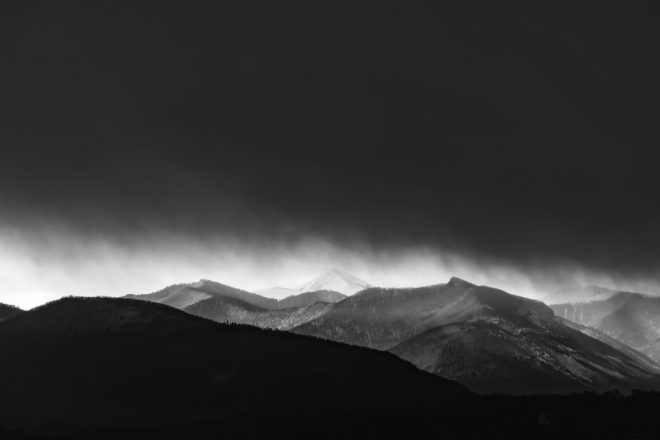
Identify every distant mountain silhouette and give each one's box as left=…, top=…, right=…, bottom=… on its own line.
left=127, top=279, right=347, bottom=329
left=129, top=279, right=346, bottom=310
left=294, top=278, right=660, bottom=394
left=126, top=279, right=279, bottom=309
left=0, top=296, right=488, bottom=439
left=0, top=303, right=21, bottom=322
left=552, top=292, right=660, bottom=363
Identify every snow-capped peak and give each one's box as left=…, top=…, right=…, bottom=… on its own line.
left=297, top=269, right=371, bottom=295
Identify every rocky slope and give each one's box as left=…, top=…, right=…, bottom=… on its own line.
left=559, top=317, right=660, bottom=372
left=294, top=278, right=660, bottom=394
left=551, top=292, right=660, bottom=362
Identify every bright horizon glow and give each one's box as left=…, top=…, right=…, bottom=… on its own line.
left=1, top=225, right=659, bottom=309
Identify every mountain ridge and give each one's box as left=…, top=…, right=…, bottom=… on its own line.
left=126, top=278, right=347, bottom=311
left=293, top=280, right=660, bottom=394
left=0, top=303, right=22, bottom=322
left=551, top=292, right=660, bottom=362
left=126, top=278, right=347, bottom=329
left=0, top=296, right=476, bottom=438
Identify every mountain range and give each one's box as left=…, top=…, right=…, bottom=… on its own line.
left=2, top=293, right=660, bottom=438
left=293, top=277, right=660, bottom=394
left=551, top=291, right=660, bottom=363
left=125, top=276, right=347, bottom=331
left=126, top=272, right=660, bottom=395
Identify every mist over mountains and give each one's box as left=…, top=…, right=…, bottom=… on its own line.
left=552, top=292, right=660, bottom=363
left=3, top=0, right=660, bottom=307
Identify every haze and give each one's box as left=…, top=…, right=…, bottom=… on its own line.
left=1, top=223, right=657, bottom=309
left=2, top=1, right=660, bottom=308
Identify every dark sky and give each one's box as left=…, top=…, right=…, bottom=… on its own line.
left=2, top=1, right=660, bottom=303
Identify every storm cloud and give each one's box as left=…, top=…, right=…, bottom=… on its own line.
left=2, top=0, right=660, bottom=306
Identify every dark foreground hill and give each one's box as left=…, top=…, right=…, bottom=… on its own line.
left=2, top=297, right=660, bottom=439
left=0, top=303, right=21, bottom=322
left=0, top=297, right=474, bottom=439
left=294, top=278, right=660, bottom=394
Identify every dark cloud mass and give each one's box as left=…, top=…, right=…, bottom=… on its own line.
left=2, top=0, right=660, bottom=280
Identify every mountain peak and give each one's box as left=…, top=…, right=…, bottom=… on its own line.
left=448, top=277, right=474, bottom=288
left=298, top=269, right=371, bottom=295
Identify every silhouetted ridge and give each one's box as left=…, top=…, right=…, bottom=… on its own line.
left=0, top=296, right=474, bottom=438
left=6, top=296, right=212, bottom=336
left=0, top=303, right=22, bottom=322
